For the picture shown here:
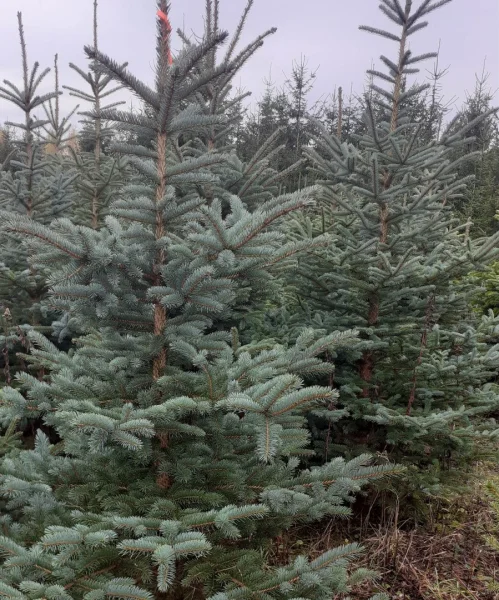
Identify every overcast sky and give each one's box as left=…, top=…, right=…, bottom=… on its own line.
left=0, top=0, right=497, bottom=126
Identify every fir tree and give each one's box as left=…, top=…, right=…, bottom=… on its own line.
left=235, top=80, right=300, bottom=197
left=0, top=13, right=77, bottom=375
left=63, top=0, right=128, bottom=228
left=40, top=54, right=79, bottom=154
left=173, top=0, right=302, bottom=209
left=278, top=0, right=499, bottom=482
left=0, top=4, right=395, bottom=599
left=450, top=67, right=499, bottom=234
left=237, top=58, right=321, bottom=195
left=285, top=56, right=317, bottom=160
left=0, top=126, right=17, bottom=169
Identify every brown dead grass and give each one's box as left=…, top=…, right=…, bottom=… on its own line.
left=269, top=464, right=499, bottom=599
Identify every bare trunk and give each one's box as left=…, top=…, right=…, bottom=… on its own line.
left=152, top=132, right=168, bottom=380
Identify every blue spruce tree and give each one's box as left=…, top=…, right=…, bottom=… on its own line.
left=0, top=13, right=78, bottom=382
left=278, top=0, right=499, bottom=486
left=0, top=3, right=396, bottom=599
left=63, top=0, right=128, bottom=229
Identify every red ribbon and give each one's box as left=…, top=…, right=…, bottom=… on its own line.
left=157, top=9, right=173, bottom=64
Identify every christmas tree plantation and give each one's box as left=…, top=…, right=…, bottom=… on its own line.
left=279, top=0, right=499, bottom=483
left=0, top=3, right=396, bottom=599
left=0, top=14, right=78, bottom=382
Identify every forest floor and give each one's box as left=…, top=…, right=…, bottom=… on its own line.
left=273, top=463, right=499, bottom=599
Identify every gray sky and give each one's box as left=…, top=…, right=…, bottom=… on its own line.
left=0, top=0, right=497, bottom=125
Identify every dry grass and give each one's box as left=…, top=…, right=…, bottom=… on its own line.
left=269, top=464, right=499, bottom=599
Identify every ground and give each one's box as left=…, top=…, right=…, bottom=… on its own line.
left=270, top=463, right=499, bottom=599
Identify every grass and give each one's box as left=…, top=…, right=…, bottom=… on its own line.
left=268, top=463, right=499, bottom=599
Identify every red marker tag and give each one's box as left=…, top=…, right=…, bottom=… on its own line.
left=157, top=9, right=173, bottom=64
left=157, top=9, right=172, bottom=32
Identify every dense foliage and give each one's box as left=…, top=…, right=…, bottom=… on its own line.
left=264, top=1, right=499, bottom=483
left=0, top=1, right=497, bottom=599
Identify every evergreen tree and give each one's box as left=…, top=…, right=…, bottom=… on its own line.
left=316, top=86, right=375, bottom=151
left=450, top=67, right=499, bottom=234
left=0, top=126, right=17, bottom=169
left=285, top=57, right=317, bottom=159
left=0, top=13, right=77, bottom=376
left=468, top=261, right=499, bottom=317
left=236, top=80, right=299, bottom=195
left=277, top=0, right=499, bottom=484
left=63, top=0, right=128, bottom=229
left=0, top=4, right=395, bottom=599
left=40, top=54, right=79, bottom=154
left=120, top=1, right=297, bottom=211
left=237, top=58, right=320, bottom=194
left=173, top=0, right=302, bottom=209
